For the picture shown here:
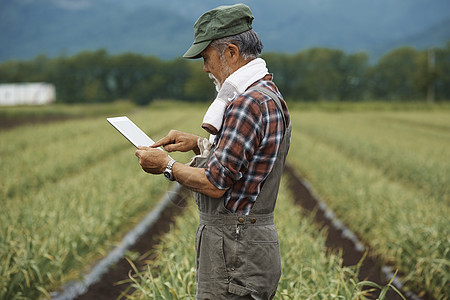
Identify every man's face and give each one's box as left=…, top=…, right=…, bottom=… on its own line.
left=201, top=45, right=233, bottom=90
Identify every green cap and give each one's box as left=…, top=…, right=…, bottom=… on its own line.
left=183, top=4, right=254, bottom=59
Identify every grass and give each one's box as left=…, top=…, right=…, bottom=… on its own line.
left=123, top=180, right=389, bottom=299
left=0, top=100, right=136, bottom=121
left=0, top=102, right=206, bottom=299
left=287, top=100, right=450, bottom=112
left=287, top=110, right=450, bottom=298
left=1, top=100, right=447, bottom=299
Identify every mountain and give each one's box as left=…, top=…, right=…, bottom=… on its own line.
left=0, top=0, right=449, bottom=62
left=378, top=17, right=450, bottom=52
left=0, top=0, right=193, bottom=60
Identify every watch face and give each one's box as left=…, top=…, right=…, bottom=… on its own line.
left=164, top=171, right=173, bottom=180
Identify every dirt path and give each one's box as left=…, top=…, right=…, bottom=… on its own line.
left=57, top=164, right=425, bottom=300
left=71, top=188, right=190, bottom=300
left=283, top=165, right=413, bottom=300
left=0, top=116, right=78, bottom=130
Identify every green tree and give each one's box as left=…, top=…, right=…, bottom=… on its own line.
left=0, top=55, right=52, bottom=83
left=110, top=53, right=163, bottom=101
left=51, top=49, right=112, bottom=103
left=434, top=42, right=450, bottom=101
left=50, top=55, right=81, bottom=103
left=132, top=75, right=167, bottom=105
left=183, top=61, right=215, bottom=102
left=293, top=48, right=346, bottom=101
left=1, top=43, right=449, bottom=104
left=262, top=52, right=295, bottom=100
left=160, top=58, right=191, bottom=101
left=368, top=47, right=422, bottom=101
left=337, top=52, right=369, bottom=101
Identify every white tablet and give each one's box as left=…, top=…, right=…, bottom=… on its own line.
left=107, top=116, right=155, bottom=148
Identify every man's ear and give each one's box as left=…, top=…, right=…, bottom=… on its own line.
left=225, top=43, right=240, bottom=63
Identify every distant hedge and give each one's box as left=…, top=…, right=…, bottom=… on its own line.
left=0, top=43, right=449, bottom=104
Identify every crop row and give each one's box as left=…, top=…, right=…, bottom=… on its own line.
left=124, top=180, right=382, bottom=299
left=2, top=103, right=447, bottom=299
left=0, top=106, right=205, bottom=299
left=287, top=110, right=449, bottom=299
left=290, top=111, right=449, bottom=202
left=0, top=109, right=192, bottom=200
left=0, top=101, right=136, bottom=123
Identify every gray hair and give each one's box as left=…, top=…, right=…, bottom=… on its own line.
left=210, top=29, right=263, bottom=61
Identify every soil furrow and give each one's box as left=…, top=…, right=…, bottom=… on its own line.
left=283, top=163, right=428, bottom=300
left=53, top=186, right=191, bottom=300
left=57, top=164, right=426, bottom=300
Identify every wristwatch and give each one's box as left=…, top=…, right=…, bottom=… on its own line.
left=164, top=158, right=177, bottom=181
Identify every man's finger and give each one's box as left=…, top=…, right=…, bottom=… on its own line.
left=164, top=143, right=178, bottom=152
left=135, top=149, right=144, bottom=158
left=152, top=136, right=172, bottom=148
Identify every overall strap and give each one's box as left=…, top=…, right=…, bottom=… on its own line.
left=251, top=86, right=288, bottom=129
left=247, top=86, right=292, bottom=215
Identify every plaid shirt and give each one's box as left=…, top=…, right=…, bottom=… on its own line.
left=205, top=74, right=290, bottom=215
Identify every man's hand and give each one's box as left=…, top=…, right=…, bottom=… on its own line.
left=136, top=137, right=227, bottom=199
left=135, top=147, right=171, bottom=174
left=152, top=130, right=200, bottom=154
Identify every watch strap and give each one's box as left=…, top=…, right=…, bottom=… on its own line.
left=164, top=158, right=177, bottom=181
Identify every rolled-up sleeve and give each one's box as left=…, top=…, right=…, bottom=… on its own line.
left=205, top=96, right=263, bottom=190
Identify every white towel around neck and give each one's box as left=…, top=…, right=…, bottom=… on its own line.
left=202, top=58, right=269, bottom=141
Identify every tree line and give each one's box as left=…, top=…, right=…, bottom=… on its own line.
left=0, top=42, right=449, bottom=104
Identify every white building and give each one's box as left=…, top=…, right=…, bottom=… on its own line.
left=0, top=83, right=56, bottom=106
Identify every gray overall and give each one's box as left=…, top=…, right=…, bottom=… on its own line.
left=192, top=87, right=292, bottom=300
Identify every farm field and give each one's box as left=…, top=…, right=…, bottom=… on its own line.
left=288, top=110, right=449, bottom=299
left=0, top=101, right=449, bottom=299
left=0, top=102, right=205, bottom=299
left=0, top=101, right=135, bottom=124
left=124, top=180, right=376, bottom=299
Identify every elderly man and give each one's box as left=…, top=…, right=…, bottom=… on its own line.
left=135, top=4, right=291, bottom=299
